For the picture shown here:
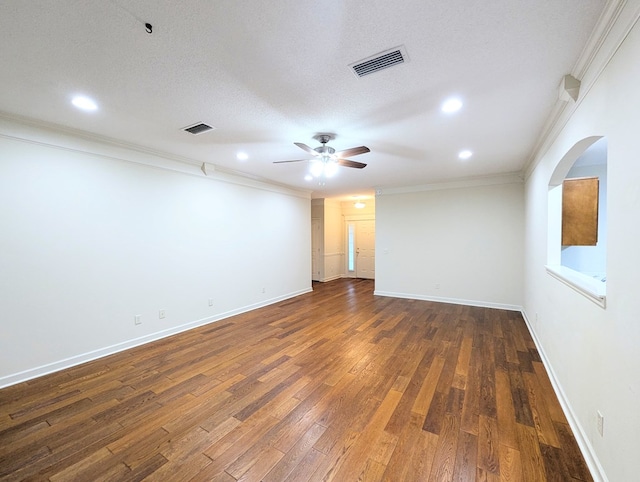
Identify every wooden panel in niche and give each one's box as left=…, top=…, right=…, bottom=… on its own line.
left=562, top=177, right=599, bottom=246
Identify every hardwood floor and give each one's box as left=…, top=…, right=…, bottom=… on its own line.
left=0, top=279, right=592, bottom=481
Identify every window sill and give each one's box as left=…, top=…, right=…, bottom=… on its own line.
left=545, top=265, right=606, bottom=308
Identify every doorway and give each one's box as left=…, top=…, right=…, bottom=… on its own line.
left=347, top=219, right=375, bottom=279
left=311, top=218, right=321, bottom=281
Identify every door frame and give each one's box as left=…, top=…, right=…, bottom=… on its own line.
left=344, top=214, right=375, bottom=279
left=311, top=218, right=322, bottom=281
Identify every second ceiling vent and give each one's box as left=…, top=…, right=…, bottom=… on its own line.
left=182, top=122, right=216, bottom=135
left=349, top=45, right=409, bottom=78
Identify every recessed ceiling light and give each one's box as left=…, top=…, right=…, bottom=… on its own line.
left=236, top=152, right=248, bottom=161
left=71, top=95, right=98, bottom=111
left=441, top=97, right=463, bottom=113
left=304, top=174, right=313, bottom=181
left=458, top=150, right=473, bottom=160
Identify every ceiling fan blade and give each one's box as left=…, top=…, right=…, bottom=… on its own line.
left=334, top=146, right=370, bottom=158
left=294, top=142, right=320, bottom=156
left=337, top=159, right=367, bottom=169
left=273, top=159, right=309, bottom=164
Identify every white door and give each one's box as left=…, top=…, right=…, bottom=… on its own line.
left=356, top=220, right=375, bottom=279
left=347, top=220, right=375, bottom=279
left=311, top=219, right=321, bottom=281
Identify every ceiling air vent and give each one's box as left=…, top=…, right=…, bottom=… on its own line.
left=349, top=46, right=409, bottom=78
left=182, top=122, right=215, bottom=135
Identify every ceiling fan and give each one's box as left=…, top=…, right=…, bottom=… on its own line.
left=274, top=134, right=369, bottom=178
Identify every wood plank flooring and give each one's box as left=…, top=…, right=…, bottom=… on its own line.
left=0, top=279, right=592, bottom=481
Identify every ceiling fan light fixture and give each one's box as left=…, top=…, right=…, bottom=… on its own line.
left=310, top=160, right=324, bottom=177
left=324, top=160, right=339, bottom=178
left=275, top=135, right=369, bottom=178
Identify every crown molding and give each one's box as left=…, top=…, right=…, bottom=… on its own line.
left=374, top=172, right=523, bottom=196
left=523, top=0, right=640, bottom=180
left=0, top=112, right=311, bottom=200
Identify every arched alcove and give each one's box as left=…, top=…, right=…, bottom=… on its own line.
left=547, top=136, right=607, bottom=307
left=549, top=136, right=604, bottom=186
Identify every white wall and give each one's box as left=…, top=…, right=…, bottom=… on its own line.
left=523, top=8, right=640, bottom=481
left=0, top=119, right=311, bottom=386
left=375, top=180, right=524, bottom=310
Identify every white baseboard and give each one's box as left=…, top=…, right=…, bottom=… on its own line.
left=0, top=287, right=312, bottom=389
left=520, top=310, right=608, bottom=482
left=319, top=274, right=344, bottom=282
left=373, top=290, right=522, bottom=312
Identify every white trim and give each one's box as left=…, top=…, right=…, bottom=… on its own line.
left=0, top=113, right=311, bottom=200
left=344, top=213, right=375, bottom=222
left=520, top=310, right=608, bottom=482
left=319, top=274, right=344, bottom=282
left=373, top=290, right=521, bottom=312
left=524, top=0, right=640, bottom=180
left=374, top=172, right=522, bottom=196
left=0, top=287, right=312, bottom=389
left=572, top=0, right=628, bottom=79
left=545, top=265, right=606, bottom=308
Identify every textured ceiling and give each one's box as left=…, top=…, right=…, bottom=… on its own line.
left=0, top=0, right=606, bottom=198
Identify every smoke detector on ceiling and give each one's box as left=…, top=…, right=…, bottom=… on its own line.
left=349, top=45, right=409, bottom=78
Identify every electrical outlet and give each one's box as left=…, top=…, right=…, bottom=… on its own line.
left=208, top=298, right=214, bottom=307
left=597, top=411, right=604, bottom=436
left=134, top=315, right=142, bottom=325
left=435, top=283, right=441, bottom=290
left=262, top=287, right=266, bottom=293
left=159, top=309, right=166, bottom=319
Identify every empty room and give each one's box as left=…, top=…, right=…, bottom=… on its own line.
left=1, top=1, right=639, bottom=481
